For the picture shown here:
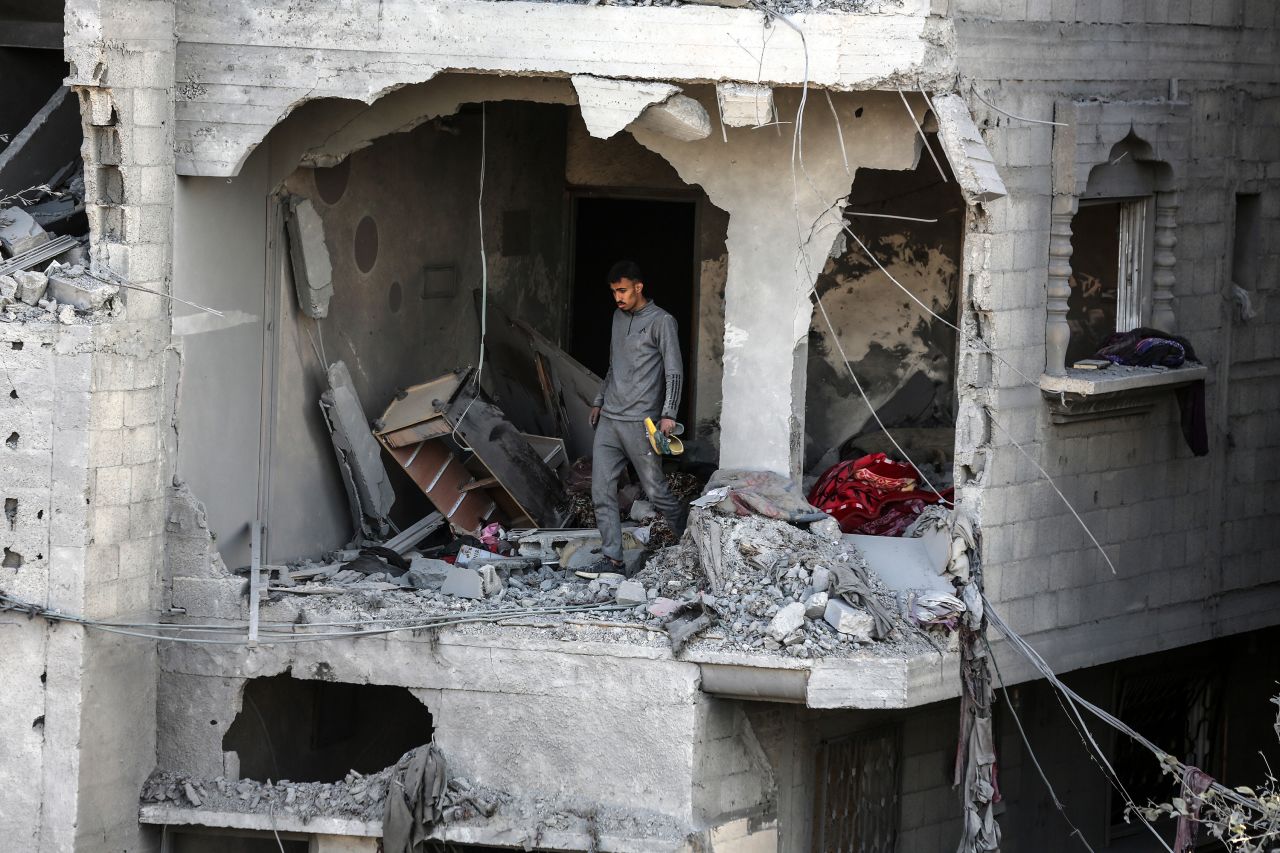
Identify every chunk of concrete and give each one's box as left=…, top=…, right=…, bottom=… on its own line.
left=804, top=591, right=828, bottom=619
left=616, top=580, right=647, bottom=606
left=0, top=206, right=51, bottom=258
left=809, top=516, right=842, bottom=543
left=647, top=597, right=681, bottom=618
left=931, top=93, right=1008, bottom=205
left=810, top=567, right=831, bottom=593
left=12, top=269, right=46, bottom=305
left=321, top=361, right=395, bottom=539
left=0, top=274, right=18, bottom=305
left=284, top=195, right=334, bottom=318
left=479, top=564, right=503, bottom=597
left=45, top=263, right=118, bottom=310
left=571, top=75, right=679, bottom=140
left=767, top=601, right=806, bottom=641
left=629, top=499, right=656, bottom=522
left=441, top=565, right=483, bottom=600
left=632, top=94, right=712, bottom=142
left=716, top=82, right=774, bottom=127
left=403, top=556, right=451, bottom=590
left=824, top=598, right=875, bottom=641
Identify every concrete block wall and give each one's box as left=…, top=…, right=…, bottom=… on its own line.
left=948, top=4, right=1280, bottom=683
left=0, top=0, right=179, bottom=849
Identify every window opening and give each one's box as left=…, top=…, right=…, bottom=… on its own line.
left=1108, top=669, right=1223, bottom=836
left=1232, top=193, right=1262, bottom=291
left=1066, top=197, right=1151, bottom=365
left=222, top=673, right=434, bottom=783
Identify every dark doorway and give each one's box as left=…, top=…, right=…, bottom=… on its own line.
left=570, top=196, right=697, bottom=424
left=223, top=673, right=434, bottom=782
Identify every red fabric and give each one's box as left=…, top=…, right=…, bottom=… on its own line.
left=808, top=453, right=952, bottom=535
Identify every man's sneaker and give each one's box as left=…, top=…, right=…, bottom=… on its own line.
left=574, top=556, right=624, bottom=579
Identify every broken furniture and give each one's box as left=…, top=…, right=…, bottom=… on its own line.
left=374, top=370, right=569, bottom=536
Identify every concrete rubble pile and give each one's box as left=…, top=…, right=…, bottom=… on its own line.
left=0, top=194, right=117, bottom=323
left=140, top=762, right=507, bottom=825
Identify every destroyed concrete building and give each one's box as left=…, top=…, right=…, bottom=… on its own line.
left=1, top=0, right=1279, bottom=850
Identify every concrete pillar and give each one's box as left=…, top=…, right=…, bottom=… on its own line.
left=0, top=1, right=182, bottom=850
left=633, top=88, right=932, bottom=476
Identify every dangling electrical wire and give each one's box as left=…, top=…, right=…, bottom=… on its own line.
left=451, top=102, right=490, bottom=452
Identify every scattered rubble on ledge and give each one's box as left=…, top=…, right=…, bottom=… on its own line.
left=140, top=763, right=507, bottom=825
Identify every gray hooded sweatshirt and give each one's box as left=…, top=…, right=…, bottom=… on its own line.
left=592, top=301, right=683, bottom=422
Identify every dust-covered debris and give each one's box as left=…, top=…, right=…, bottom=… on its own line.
left=260, top=510, right=941, bottom=662
left=140, top=762, right=509, bottom=825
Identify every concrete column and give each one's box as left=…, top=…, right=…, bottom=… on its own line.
left=6, top=1, right=182, bottom=850
left=633, top=88, right=932, bottom=475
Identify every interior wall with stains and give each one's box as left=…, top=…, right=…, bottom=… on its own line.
left=804, top=135, right=965, bottom=474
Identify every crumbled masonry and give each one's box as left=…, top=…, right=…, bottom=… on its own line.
left=140, top=763, right=508, bottom=825
left=270, top=512, right=941, bottom=660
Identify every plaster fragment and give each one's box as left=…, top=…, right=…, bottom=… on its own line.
left=571, top=75, right=679, bottom=140
left=632, top=94, right=712, bottom=142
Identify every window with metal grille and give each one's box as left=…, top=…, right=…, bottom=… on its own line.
left=812, top=726, right=901, bottom=853
left=1108, top=669, right=1224, bottom=836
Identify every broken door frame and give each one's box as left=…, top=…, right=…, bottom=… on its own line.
left=565, top=185, right=705, bottom=430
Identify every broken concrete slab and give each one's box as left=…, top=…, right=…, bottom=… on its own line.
left=824, top=598, right=874, bottom=641
left=570, top=75, right=679, bottom=140
left=930, top=93, right=1008, bottom=205
left=403, top=556, right=451, bottom=590
left=809, top=516, right=842, bottom=544
left=0, top=274, right=16, bottom=306
left=715, top=83, right=774, bottom=127
left=0, top=207, right=50, bottom=258
left=320, top=361, right=396, bottom=540
left=12, top=269, right=46, bottom=305
left=632, top=94, right=712, bottom=142
left=615, top=580, right=647, bottom=606
left=284, top=195, right=334, bottom=318
left=441, top=565, right=484, bottom=600
left=767, top=601, right=806, bottom=641
left=44, top=263, right=119, bottom=310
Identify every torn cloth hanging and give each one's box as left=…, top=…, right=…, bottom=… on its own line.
left=382, top=744, right=447, bottom=853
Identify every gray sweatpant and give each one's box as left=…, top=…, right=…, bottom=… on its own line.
left=592, top=417, right=688, bottom=561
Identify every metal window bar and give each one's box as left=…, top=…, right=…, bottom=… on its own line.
left=1115, top=199, right=1147, bottom=332
left=812, top=726, right=901, bottom=853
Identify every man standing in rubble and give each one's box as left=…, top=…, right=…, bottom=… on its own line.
left=585, top=260, right=689, bottom=575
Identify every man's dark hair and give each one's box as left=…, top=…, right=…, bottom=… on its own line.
left=607, top=260, right=643, bottom=284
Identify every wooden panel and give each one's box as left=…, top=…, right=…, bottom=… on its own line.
left=383, top=439, right=492, bottom=535
left=376, top=373, right=464, bottom=435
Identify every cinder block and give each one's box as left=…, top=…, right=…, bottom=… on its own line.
left=89, top=391, right=125, bottom=430
left=88, top=428, right=124, bottom=467
left=122, top=388, right=157, bottom=428
left=170, top=576, right=245, bottom=620
left=94, top=466, right=132, bottom=506
left=87, top=543, right=121, bottom=582
left=129, top=497, right=165, bottom=539
left=90, top=505, right=131, bottom=544
left=121, top=424, right=158, bottom=465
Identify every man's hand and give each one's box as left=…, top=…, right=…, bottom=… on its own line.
left=590, top=406, right=601, bottom=428
left=658, top=417, right=676, bottom=436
